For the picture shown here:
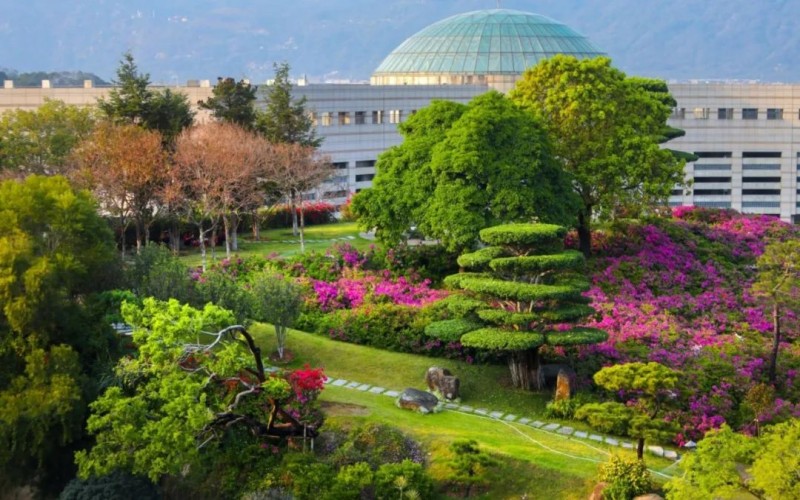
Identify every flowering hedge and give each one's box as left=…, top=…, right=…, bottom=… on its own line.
left=567, top=207, right=800, bottom=442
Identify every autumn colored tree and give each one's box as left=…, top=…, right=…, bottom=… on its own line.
left=751, top=239, right=800, bottom=383
left=265, top=142, right=332, bottom=252
left=71, top=123, right=168, bottom=255
left=0, top=99, right=96, bottom=177
left=172, top=122, right=269, bottom=268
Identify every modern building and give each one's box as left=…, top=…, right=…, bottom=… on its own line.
left=2, top=9, right=800, bottom=222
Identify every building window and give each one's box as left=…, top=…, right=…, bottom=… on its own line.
left=718, top=108, right=733, bottom=120
left=671, top=107, right=685, bottom=119
left=767, top=108, right=783, bottom=120
left=694, top=189, right=732, bottom=195
left=693, top=176, right=731, bottom=183
left=338, top=112, right=351, bottom=126
left=743, top=151, right=781, bottom=158
left=320, top=112, right=332, bottom=127
left=695, top=201, right=732, bottom=208
left=354, top=111, right=366, bottom=125
left=742, top=201, right=780, bottom=208
left=323, top=190, right=348, bottom=199
left=695, top=151, right=732, bottom=158
left=309, top=112, right=317, bottom=127
left=355, top=160, right=376, bottom=169
left=372, top=110, right=384, bottom=124
left=301, top=192, right=317, bottom=201
left=743, top=164, right=781, bottom=171
left=670, top=189, right=684, bottom=196
left=330, top=175, right=348, bottom=185
left=694, top=164, right=732, bottom=171
left=742, top=189, right=781, bottom=195
left=355, top=173, right=375, bottom=182
left=743, top=177, right=781, bottom=183
left=331, top=161, right=348, bottom=169
left=742, top=108, right=758, bottom=120
left=389, top=110, right=403, bottom=123
left=693, top=107, right=710, bottom=119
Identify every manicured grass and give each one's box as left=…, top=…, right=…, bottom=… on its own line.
left=251, top=323, right=553, bottom=418
left=179, top=222, right=375, bottom=267
left=321, top=386, right=676, bottom=499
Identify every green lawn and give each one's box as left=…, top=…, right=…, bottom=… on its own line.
left=179, top=222, right=375, bottom=267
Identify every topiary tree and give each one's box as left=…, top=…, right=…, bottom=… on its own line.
left=425, top=223, right=606, bottom=390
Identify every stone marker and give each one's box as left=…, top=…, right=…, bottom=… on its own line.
left=396, top=388, right=439, bottom=414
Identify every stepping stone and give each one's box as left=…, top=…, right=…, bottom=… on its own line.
left=605, top=437, right=619, bottom=446
left=489, top=411, right=505, bottom=419
left=474, top=408, right=489, bottom=416
left=648, top=446, right=665, bottom=457
left=589, top=434, right=604, bottom=442
left=542, top=423, right=561, bottom=432
left=324, top=378, right=337, bottom=385
left=356, top=384, right=371, bottom=391
left=557, top=426, right=574, bottom=435
left=331, top=379, right=347, bottom=387
left=444, top=403, right=459, bottom=410
left=621, top=442, right=634, bottom=449
left=503, top=414, right=518, bottom=422
left=458, top=405, right=474, bottom=412
left=368, top=386, right=386, bottom=394
left=664, top=450, right=679, bottom=460
left=346, top=236, right=355, bottom=239
left=383, top=390, right=400, bottom=398
left=530, top=421, right=545, bottom=428
left=517, top=417, right=531, bottom=425
left=574, top=431, right=588, bottom=439
left=346, top=381, right=361, bottom=388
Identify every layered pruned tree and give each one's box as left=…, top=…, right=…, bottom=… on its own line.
left=98, top=52, right=194, bottom=146
left=0, top=99, right=97, bottom=177
left=425, top=223, right=606, bottom=390
left=353, top=91, right=578, bottom=252
left=0, top=175, right=119, bottom=495
left=199, top=77, right=259, bottom=129
left=71, top=123, right=168, bottom=255
left=510, top=56, right=685, bottom=256
left=751, top=239, right=800, bottom=383
left=75, top=298, right=326, bottom=483
left=576, top=362, right=680, bottom=460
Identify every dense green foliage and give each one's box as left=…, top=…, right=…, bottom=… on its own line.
left=59, top=471, right=160, bottom=500
left=510, top=56, right=684, bottom=255
left=427, top=223, right=606, bottom=390
left=0, top=99, right=97, bottom=176
left=353, top=92, right=578, bottom=251
left=0, top=175, right=120, bottom=494
left=249, top=271, right=304, bottom=359
left=597, top=455, right=653, bottom=500
left=199, top=77, right=259, bottom=129
left=256, top=62, right=321, bottom=147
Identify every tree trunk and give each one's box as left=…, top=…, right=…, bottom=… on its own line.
left=508, top=349, right=539, bottom=390
left=769, top=302, right=781, bottom=383
left=119, top=219, right=127, bottom=259
left=578, top=206, right=592, bottom=258
left=251, top=209, right=261, bottom=241
left=222, top=214, right=232, bottom=258
left=299, top=202, right=306, bottom=253
left=637, top=437, right=645, bottom=460
left=231, top=213, right=239, bottom=251
left=169, top=221, right=180, bottom=253
left=134, top=219, right=143, bottom=255
left=198, top=223, right=208, bottom=272
left=291, top=192, right=299, bottom=237
left=211, top=225, right=217, bottom=261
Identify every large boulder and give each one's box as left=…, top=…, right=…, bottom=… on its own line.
left=396, top=388, right=440, bottom=414
left=555, top=369, right=573, bottom=401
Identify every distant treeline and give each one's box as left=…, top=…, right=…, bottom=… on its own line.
left=0, top=68, right=108, bottom=87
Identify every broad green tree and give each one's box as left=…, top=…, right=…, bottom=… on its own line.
left=256, top=62, right=321, bottom=147
left=510, top=56, right=685, bottom=256
left=751, top=239, right=800, bottom=382
left=0, top=175, right=119, bottom=494
left=0, top=99, right=96, bottom=176
left=354, top=92, right=578, bottom=252
left=248, top=272, right=304, bottom=360
left=579, top=362, right=680, bottom=460
left=426, top=223, right=606, bottom=390
left=97, top=52, right=194, bottom=145
left=447, top=439, right=497, bottom=498
left=199, top=77, right=259, bottom=129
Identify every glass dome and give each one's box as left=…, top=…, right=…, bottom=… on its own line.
left=371, top=9, right=605, bottom=89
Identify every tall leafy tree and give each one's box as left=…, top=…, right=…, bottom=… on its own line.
left=751, top=239, right=800, bottom=383
left=425, top=223, right=606, bottom=390
left=354, top=91, right=578, bottom=252
left=256, top=62, right=321, bottom=147
left=0, top=175, right=119, bottom=494
left=71, top=123, right=168, bottom=255
left=199, top=77, right=258, bottom=129
left=97, top=52, right=194, bottom=145
left=0, top=99, right=96, bottom=177
left=510, top=56, right=685, bottom=256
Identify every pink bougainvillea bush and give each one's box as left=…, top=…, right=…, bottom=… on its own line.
left=567, top=207, right=800, bottom=442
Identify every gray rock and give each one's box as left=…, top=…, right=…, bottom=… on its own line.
left=396, top=388, right=439, bottom=414
left=543, top=423, right=561, bottom=431
left=664, top=450, right=679, bottom=460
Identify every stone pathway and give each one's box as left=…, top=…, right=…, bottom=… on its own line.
left=273, top=235, right=357, bottom=244
left=322, top=376, right=681, bottom=461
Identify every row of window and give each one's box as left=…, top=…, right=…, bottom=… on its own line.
left=695, top=151, right=785, bottom=158
left=673, top=108, right=794, bottom=120
left=313, top=110, right=411, bottom=126
left=331, top=160, right=376, bottom=169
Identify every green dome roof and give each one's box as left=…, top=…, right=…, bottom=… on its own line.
left=373, top=9, right=604, bottom=77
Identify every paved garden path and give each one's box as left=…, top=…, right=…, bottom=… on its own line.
left=321, top=375, right=682, bottom=463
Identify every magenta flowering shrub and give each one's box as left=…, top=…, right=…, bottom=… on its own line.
left=311, top=274, right=446, bottom=312
left=570, top=209, right=800, bottom=441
